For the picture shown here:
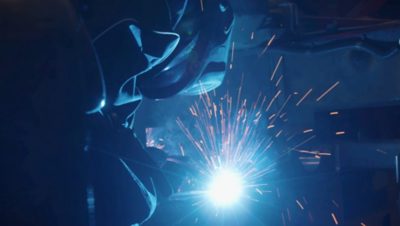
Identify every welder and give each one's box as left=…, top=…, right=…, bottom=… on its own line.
left=0, top=0, right=234, bottom=225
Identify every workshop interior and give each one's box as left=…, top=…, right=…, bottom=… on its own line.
left=2, top=0, right=400, bottom=225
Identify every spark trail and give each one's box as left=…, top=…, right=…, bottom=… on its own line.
left=174, top=85, right=274, bottom=204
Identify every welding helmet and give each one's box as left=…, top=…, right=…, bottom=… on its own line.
left=137, top=0, right=235, bottom=98
left=86, top=0, right=234, bottom=108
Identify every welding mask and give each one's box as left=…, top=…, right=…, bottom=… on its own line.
left=88, top=0, right=234, bottom=110
left=137, top=0, right=235, bottom=98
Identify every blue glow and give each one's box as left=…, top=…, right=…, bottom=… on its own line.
left=206, top=168, right=244, bottom=207
left=129, top=24, right=143, bottom=50
left=120, top=159, right=157, bottom=225
left=100, top=99, right=106, bottom=108
left=219, top=3, right=227, bottom=12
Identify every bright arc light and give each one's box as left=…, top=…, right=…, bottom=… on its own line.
left=207, top=169, right=244, bottom=207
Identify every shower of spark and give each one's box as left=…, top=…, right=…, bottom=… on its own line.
left=172, top=83, right=274, bottom=208
left=157, top=52, right=345, bottom=224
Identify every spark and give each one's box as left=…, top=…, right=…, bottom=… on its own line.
left=316, top=81, right=340, bottom=102
left=275, top=130, right=283, bottom=138
left=331, top=213, right=339, bottom=225
left=299, top=157, right=320, bottom=165
left=281, top=212, right=287, bottom=226
left=266, top=141, right=274, bottom=150
left=259, top=34, right=276, bottom=57
left=166, top=48, right=342, bottom=223
left=251, top=32, right=255, bottom=40
left=266, top=90, right=281, bottom=112
left=376, top=149, right=387, bottom=154
left=179, top=144, right=186, bottom=156
left=286, top=133, right=296, bottom=142
left=286, top=208, right=291, bottom=222
left=200, top=0, right=204, bottom=11
left=296, top=88, right=313, bottom=106
left=269, top=94, right=292, bottom=125
left=296, top=199, right=304, bottom=210
left=361, top=222, right=367, bottom=226
left=275, top=74, right=284, bottom=87
left=332, top=200, right=339, bottom=208
left=270, top=56, right=283, bottom=81
left=290, top=135, right=316, bottom=151
left=296, top=149, right=331, bottom=156
left=268, top=114, right=276, bottom=121
left=297, top=150, right=318, bottom=155
left=159, top=29, right=343, bottom=224
left=230, top=41, right=235, bottom=63
left=303, top=129, right=313, bottom=133
left=335, top=131, right=346, bottom=135
left=174, top=84, right=273, bottom=209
